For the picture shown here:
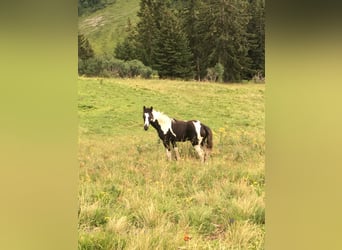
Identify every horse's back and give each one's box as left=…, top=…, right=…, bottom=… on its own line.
left=171, top=119, right=197, bottom=141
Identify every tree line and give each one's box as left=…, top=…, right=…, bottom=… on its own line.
left=79, top=0, right=265, bottom=83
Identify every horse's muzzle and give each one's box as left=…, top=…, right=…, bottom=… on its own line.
left=144, top=125, right=149, bottom=131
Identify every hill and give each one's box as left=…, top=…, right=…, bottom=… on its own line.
left=78, top=0, right=140, bottom=55
left=78, top=77, right=265, bottom=249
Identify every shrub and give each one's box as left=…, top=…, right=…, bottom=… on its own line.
left=214, top=63, right=224, bottom=82
left=78, top=56, right=157, bottom=79
left=206, top=62, right=224, bottom=82
left=78, top=57, right=104, bottom=76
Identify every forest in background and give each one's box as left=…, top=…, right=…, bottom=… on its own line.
left=78, top=0, right=265, bottom=83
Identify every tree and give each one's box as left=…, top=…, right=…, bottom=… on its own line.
left=113, top=0, right=265, bottom=82
left=152, top=7, right=193, bottom=79
left=181, top=0, right=207, bottom=81
left=78, top=33, right=94, bottom=60
left=115, top=18, right=138, bottom=61
left=181, top=0, right=253, bottom=82
left=203, top=0, right=252, bottom=82
left=134, top=0, right=158, bottom=66
left=247, top=0, right=265, bottom=78
left=78, top=33, right=95, bottom=75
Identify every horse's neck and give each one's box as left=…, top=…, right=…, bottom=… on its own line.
left=150, top=119, right=164, bottom=139
left=152, top=110, right=173, bottom=135
left=153, top=111, right=170, bottom=124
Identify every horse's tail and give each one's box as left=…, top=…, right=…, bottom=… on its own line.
left=202, top=124, right=213, bottom=149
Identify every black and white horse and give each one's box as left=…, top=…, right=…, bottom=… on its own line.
left=143, top=106, right=213, bottom=162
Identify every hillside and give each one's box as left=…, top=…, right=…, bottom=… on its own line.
left=78, top=77, right=265, bottom=249
left=78, top=0, right=140, bottom=55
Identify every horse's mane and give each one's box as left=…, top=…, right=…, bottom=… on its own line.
left=152, top=110, right=174, bottom=124
left=152, top=110, right=177, bottom=136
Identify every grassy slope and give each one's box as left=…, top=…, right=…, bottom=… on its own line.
left=78, top=77, right=265, bottom=249
left=78, top=0, right=140, bottom=55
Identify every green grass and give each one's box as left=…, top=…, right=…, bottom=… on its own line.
left=78, top=77, right=265, bottom=249
left=78, top=0, right=140, bottom=55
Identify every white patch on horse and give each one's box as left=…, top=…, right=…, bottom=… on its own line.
left=152, top=110, right=176, bottom=136
left=169, top=119, right=176, bottom=137
left=144, top=113, right=149, bottom=127
left=192, top=120, right=203, bottom=144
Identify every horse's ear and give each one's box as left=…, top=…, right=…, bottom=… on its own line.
left=150, top=106, right=153, bottom=110
left=143, top=106, right=146, bottom=110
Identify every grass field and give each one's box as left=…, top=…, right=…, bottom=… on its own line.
left=78, top=0, right=140, bottom=55
left=78, top=77, right=265, bottom=249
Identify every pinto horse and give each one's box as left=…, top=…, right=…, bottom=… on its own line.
left=143, top=106, right=213, bottom=162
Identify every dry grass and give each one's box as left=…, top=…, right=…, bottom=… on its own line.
left=78, top=77, right=265, bottom=249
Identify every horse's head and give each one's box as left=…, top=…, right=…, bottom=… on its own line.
left=143, top=106, right=154, bottom=130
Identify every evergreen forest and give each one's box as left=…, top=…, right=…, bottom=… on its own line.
left=78, top=0, right=265, bottom=83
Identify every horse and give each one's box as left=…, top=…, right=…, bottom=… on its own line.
left=143, top=106, right=213, bottom=163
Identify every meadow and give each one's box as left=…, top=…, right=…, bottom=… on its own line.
left=78, top=77, right=265, bottom=249
left=78, top=0, right=140, bottom=55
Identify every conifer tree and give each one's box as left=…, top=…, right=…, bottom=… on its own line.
left=205, top=0, right=252, bottom=82
left=181, top=0, right=206, bottom=80
left=152, top=7, right=193, bottom=79
left=115, top=18, right=138, bottom=61
left=134, top=0, right=157, bottom=66
left=114, top=0, right=265, bottom=82
left=78, top=33, right=94, bottom=60
left=247, top=0, right=265, bottom=78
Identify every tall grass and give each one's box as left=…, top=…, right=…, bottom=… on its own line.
left=78, top=77, right=265, bottom=249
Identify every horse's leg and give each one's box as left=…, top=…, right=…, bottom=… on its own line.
left=166, top=148, right=172, bottom=161
left=193, top=143, right=204, bottom=163
left=163, top=140, right=172, bottom=161
left=201, top=140, right=210, bottom=162
left=172, top=141, right=180, bottom=160
left=204, top=147, right=210, bottom=162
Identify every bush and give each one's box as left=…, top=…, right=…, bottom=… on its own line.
left=252, top=71, right=265, bottom=83
left=214, top=63, right=224, bottom=82
left=206, top=62, right=224, bottom=82
left=115, top=59, right=130, bottom=78
left=78, top=57, right=104, bottom=76
left=126, top=60, right=146, bottom=77
left=79, top=56, right=157, bottom=79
